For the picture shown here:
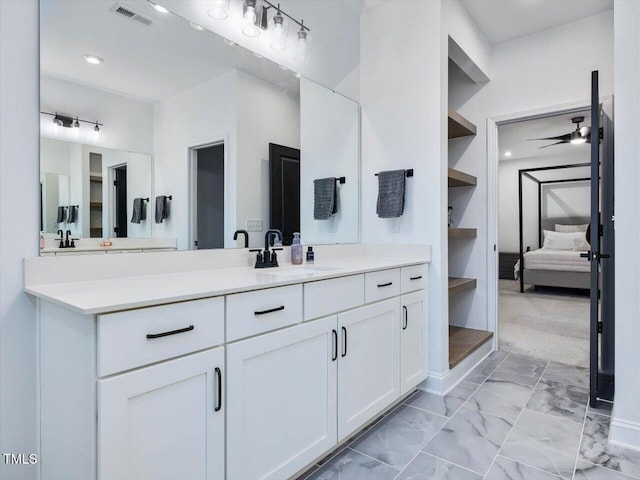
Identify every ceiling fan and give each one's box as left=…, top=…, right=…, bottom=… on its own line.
left=527, top=116, right=591, bottom=148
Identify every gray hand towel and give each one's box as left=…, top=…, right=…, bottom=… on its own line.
left=67, top=205, right=78, bottom=224
left=314, top=178, right=338, bottom=220
left=56, top=206, right=67, bottom=223
left=376, top=170, right=406, bottom=218
left=131, top=198, right=146, bottom=224
left=155, top=196, right=169, bottom=224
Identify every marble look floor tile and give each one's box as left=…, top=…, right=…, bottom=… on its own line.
left=405, top=381, right=478, bottom=417
left=465, top=377, right=532, bottom=422
left=485, top=456, right=562, bottom=480
left=466, top=351, right=509, bottom=384
left=580, top=411, right=640, bottom=478
left=542, top=361, right=589, bottom=389
left=306, top=448, right=398, bottom=480
left=490, top=355, right=547, bottom=387
left=394, top=452, right=481, bottom=480
left=501, top=409, right=583, bottom=479
left=423, top=407, right=513, bottom=475
left=574, top=459, right=638, bottom=480
left=349, top=404, right=447, bottom=469
left=525, top=378, right=588, bottom=424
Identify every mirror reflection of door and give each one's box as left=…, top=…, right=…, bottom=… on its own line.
left=269, top=143, right=301, bottom=246
left=113, top=165, right=127, bottom=238
left=194, top=143, right=225, bottom=250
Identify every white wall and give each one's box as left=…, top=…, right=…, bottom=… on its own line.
left=498, top=152, right=591, bottom=253
left=153, top=71, right=237, bottom=250
left=235, top=71, right=300, bottom=249
left=611, top=0, right=640, bottom=451
left=300, top=78, right=359, bottom=245
left=40, top=75, right=154, bottom=155
left=0, top=1, right=39, bottom=479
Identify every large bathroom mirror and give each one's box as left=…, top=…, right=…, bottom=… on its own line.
left=39, top=0, right=360, bottom=253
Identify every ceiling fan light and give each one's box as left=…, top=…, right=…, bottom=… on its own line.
left=570, top=130, right=586, bottom=144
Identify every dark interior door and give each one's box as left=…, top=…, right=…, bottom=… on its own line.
left=269, top=143, right=300, bottom=246
left=114, top=165, right=127, bottom=238
left=589, top=70, right=615, bottom=406
left=196, top=144, right=225, bottom=249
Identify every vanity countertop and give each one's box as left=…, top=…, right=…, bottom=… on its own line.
left=25, top=255, right=429, bottom=315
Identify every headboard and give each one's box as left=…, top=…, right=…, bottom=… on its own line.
left=540, top=216, right=591, bottom=247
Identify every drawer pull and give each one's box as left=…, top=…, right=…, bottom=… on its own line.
left=341, top=326, right=348, bottom=357
left=254, top=305, right=285, bottom=316
left=332, top=329, right=338, bottom=361
left=377, top=282, right=393, bottom=288
left=146, top=325, right=194, bottom=339
left=403, top=306, right=408, bottom=330
left=214, top=367, right=222, bottom=412
left=410, top=275, right=423, bottom=281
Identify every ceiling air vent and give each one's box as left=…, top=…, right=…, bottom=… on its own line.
left=109, top=3, right=153, bottom=26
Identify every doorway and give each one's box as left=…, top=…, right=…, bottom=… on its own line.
left=191, top=143, right=225, bottom=250
left=269, top=143, right=300, bottom=246
left=113, top=165, right=127, bottom=238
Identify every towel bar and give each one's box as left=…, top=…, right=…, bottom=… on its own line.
left=335, top=177, right=346, bottom=184
left=375, top=169, right=414, bottom=178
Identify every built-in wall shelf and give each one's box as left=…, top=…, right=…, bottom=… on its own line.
left=448, top=228, right=477, bottom=239
left=448, top=109, right=477, bottom=139
left=449, top=326, right=493, bottom=369
left=448, top=168, right=477, bottom=187
left=90, top=227, right=103, bottom=237
left=90, top=175, right=102, bottom=183
left=448, top=277, right=477, bottom=296
left=90, top=202, right=102, bottom=208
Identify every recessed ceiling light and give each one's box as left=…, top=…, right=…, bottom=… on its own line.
left=83, top=54, right=104, bottom=65
left=223, top=38, right=237, bottom=46
left=148, top=1, right=169, bottom=14
left=190, top=22, right=205, bottom=31
left=504, top=151, right=512, bottom=157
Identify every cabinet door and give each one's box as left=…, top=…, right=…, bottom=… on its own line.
left=98, top=348, right=224, bottom=480
left=401, top=290, right=428, bottom=395
left=337, top=298, right=400, bottom=441
left=227, top=316, right=337, bottom=480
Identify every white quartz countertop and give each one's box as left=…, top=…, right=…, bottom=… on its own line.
left=25, top=256, right=429, bottom=315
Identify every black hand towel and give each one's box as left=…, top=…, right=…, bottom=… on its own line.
left=56, top=206, right=67, bottom=223
left=131, top=198, right=146, bottom=224
left=67, top=205, right=78, bottom=223
left=376, top=170, right=406, bottom=218
left=314, top=178, right=338, bottom=220
left=155, top=196, right=169, bottom=224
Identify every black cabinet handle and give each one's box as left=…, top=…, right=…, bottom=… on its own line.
left=341, top=326, right=347, bottom=357
left=146, top=325, right=194, bottom=339
left=410, top=276, right=423, bottom=281
left=377, top=282, right=393, bottom=288
left=214, top=367, right=222, bottom=412
left=403, top=306, right=408, bottom=330
left=254, top=305, right=285, bottom=315
left=332, top=329, right=338, bottom=361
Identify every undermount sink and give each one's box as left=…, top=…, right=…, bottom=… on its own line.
left=263, top=265, right=343, bottom=278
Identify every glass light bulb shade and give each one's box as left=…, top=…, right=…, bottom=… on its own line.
left=270, top=16, right=288, bottom=51
left=207, top=0, right=229, bottom=20
left=570, top=129, right=586, bottom=144
left=242, top=7, right=260, bottom=37
left=295, top=29, right=309, bottom=61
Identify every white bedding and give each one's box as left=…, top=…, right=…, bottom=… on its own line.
left=524, top=249, right=590, bottom=272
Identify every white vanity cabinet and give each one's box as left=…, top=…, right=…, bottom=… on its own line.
left=400, top=290, right=429, bottom=395
left=98, top=348, right=225, bottom=480
left=337, top=298, right=400, bottom=441
left=226, top=316, right=337, bottom=480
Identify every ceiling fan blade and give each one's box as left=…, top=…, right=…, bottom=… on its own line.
left=526, top=133, right=572, bottom=142
left=538, top=140, right=569, bottom=149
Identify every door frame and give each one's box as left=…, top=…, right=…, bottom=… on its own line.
left=187, top=136, right=232, bottom=250
left=486, top=98, right=612, bottom=349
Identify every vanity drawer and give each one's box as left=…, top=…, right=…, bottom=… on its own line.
left=401, top=264, right=427, bottom=293
left=365, top=268, right=401, bottom=303
left=97, top=297, right=224, bottom=377
left=226, top=284, right=303, bottom=342
left=304, top=274, right=364, bottom=321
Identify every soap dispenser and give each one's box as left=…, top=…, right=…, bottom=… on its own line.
left=291, top=232, right=303, bottom=265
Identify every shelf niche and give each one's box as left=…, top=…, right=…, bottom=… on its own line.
left=449, top=326, right=493, bottom=369
left=448, top=228, right=477, bottom=239
left=448, top=277, right=477, bottom=296
left=448, top=109, right=477, bottom=139
left=448, top=168, right=477, bottom=188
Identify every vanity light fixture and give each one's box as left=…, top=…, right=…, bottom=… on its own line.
left=295, top=19, right=309, bottom=60
left=270, top=4, right=287, bottom=51
left=83, top=54, right=104, bottom=65
left=73, top=117, right=80, bottom=128
left=94, top=122, right=100, bottom=133
left=147, top=1, right=169, bottom=14
left=41, top=111, right=104, bottom=131
left=208, top=0, right=229, bottom=20
left=242, top=0, right=261, bottom=37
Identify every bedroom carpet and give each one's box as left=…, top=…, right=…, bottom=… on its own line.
left=498, top=280, right=589, bottom=368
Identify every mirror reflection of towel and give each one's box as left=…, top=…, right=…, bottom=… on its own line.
left=155, top=196, right=169, bottom=224
left=314, top=178, right=338, bottom=220
left=131, top=198, right=146, bottom=224
left=56, top=206, right=67, bottom=223
left=67, top=205, right=78, bottom=224
left=376, top=170, right=406, bottom=218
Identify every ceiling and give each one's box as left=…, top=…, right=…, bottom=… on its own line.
left=459, top=0, right=613, bottom=45
left=498, top=109, right=592, bottom=162
left=40, top=0, right=299, bottom=103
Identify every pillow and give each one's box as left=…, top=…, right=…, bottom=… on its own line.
left=543, top=230, right=586, bottom=250
left=555, top=223, right=589, bottom=233
left=573, top=237, right=591, bottom=252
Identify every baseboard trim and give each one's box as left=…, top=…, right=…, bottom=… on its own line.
left=422, top=341, right=493, bottom=395
left=609, top=416, right=640, bottom=452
